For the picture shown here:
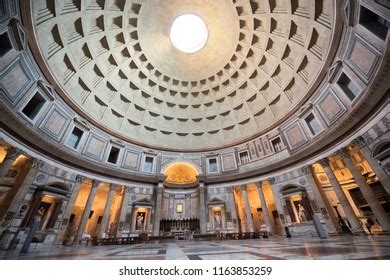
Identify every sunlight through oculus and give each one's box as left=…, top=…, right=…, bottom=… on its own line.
left=170, top=14, right=208, bottom=54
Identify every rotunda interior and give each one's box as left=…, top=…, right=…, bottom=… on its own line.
left=0, top=0, right=389, bottom=259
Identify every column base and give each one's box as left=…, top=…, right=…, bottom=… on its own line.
left=351, top=229, right=366, bottom=236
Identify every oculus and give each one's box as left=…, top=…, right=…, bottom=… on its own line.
left=170, top=14, right=208, bottom=53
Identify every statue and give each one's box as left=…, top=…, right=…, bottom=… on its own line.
left=298, top=203, right=307, bottom=222
left=214, top=211, right=222, bottom=228
left=136, top=212, right=145, bottom=230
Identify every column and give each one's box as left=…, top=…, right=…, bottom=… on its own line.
left=227, top=187, right=238, bottom=231
left=241, top=185, right=254, bottom=232
left=98, top=184, right=116, bottom=238
left=339, top=148, right=390, bottom=231
left=185, top=194, right=191, bottom=217
left=74, top=179, right=100, bottom=244
left=0, top=158, right=41, bottom=224
left=168, top=194, right=174, bottom=218
left=199, top=182, right=207, bottom=234
left=0, top=147, right=21, bottom=178
left=353, top=137, right=390, bottom=194
left=152, top=182, right=164, bottom=236
left=302, top=166, right=340, bottom=234
left=55, top=175, right=85, bottom=244
left=319, top=158, right=364, bottom=234
left=130, top=207, right=137, bottom=232
left=255, top=181, right=274, bottom=235
left=116, top=186, right=131, bottom=237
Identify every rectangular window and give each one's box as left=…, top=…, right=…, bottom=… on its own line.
left=0, top=32, right=12, bottom=57
left=359, top=6, right=389, bottom=40
left=22, top=93, right=46, bottom=120
left=239, top=151, right=250, bottom=164
left=271, top=137, right=284, bottom=153
left=209, top=158, right=218, bottom=173
left=337, top=73, right=360, bottom=101
left=107, top=146, right=120, bottom=164
left=305, top=113, right=321, bottom=136
left=143, top=156, right=154, bottom=172
left=67, top=127, right=83, bottom=149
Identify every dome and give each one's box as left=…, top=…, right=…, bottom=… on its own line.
left=29, top=0, right=337, bottom=150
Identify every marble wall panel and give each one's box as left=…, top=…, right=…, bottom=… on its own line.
left=0, top=53, right=37, bottom=104
left=345, top=33, right=381, bottom=83
left=39, top=105, right=71, bottom=141
left=283, top=121, right=309, bottom=150
left=316, top=88, right=347, bottom=125
left=122, top=149, right=141, bottom=170
left=221, top=153, right=237, bottom=172
left=82, top=133, right=107, bottom=160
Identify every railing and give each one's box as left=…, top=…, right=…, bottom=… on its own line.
left=90, top=235, right=175, bottom=246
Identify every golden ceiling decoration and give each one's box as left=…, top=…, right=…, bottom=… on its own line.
left=164, top=163, right=198, bottom=185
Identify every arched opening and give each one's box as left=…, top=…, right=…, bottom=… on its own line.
left=372, top=141, right=390, bottom=173
left=159, top=162, right=201, bottom=238
left=280, top=185, right=314, bottom=224
left=20, top=183, right=70, bottom=243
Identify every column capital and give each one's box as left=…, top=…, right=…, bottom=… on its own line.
left=124, top=186, right=132, bottom=193
left=254, top=181, right=263, bottom=189
left=91, top=179, right=101, bottom=188
left=267, top=177, right=276, bottom=185
left=226, top=186, right=234, bottom=193
left=238, top=185, right=248, bottom=192
left=156, top=185, right=164, bottom=194
left=351, top=136, right=366, bottom=149
left=5, top=147, right=22, bottom=160
left=318, top=157, right=330, bottom=167
left=30, top=158, right=45, bottom=169
left=109, top=184, right=117, bottom=192
left=301, top=165, right=313, bottom=175
left=337, top=147, right=351, bottom=160
left=75, top=174, right=85, bottom=183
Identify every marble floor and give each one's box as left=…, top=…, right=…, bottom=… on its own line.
left=1, top=235, right=390, bottom=260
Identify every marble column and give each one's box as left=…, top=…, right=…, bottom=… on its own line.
left=227, top=187, right=238, bottom=231
left=168, top=194, right=174, bottom=218
left=255, top=181, right=274, bottom=235
left=152, top=182, right=164, bottom=236
left=199, top=182, right=207, bottom=234
left=268, top=178, right=286, bottom=221
left=185, top=194, right=191, bottom=218
left=0, top=147, right=21, bottom=178
left=241, top=185, right=254, bottom=232
left=302, top=166, right=340, bottom=234
left=55, top=175, right=85, bottom=244
left=130, top=207, right=137, bottom=232
left=98, top=184, right=116, bottom=238
left=353, top=137, right=390, bottom=194
left=116, top=186, right=131, bottom=237
left=74, top=179, right=100, bottom=244
left=319, top=158, right=364, bottom=234
left=339, top=148, right=390, bottom=231
left=0, top=158, right=41, bottom=224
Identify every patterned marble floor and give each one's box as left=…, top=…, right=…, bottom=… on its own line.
left=1, top=235, right=390, bottom=260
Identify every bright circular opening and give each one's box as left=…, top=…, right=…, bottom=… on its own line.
left=170, top=14, right=208, bottom=54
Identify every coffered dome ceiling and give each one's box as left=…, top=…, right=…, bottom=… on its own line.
left=30, top=0, right=337, bottom=150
